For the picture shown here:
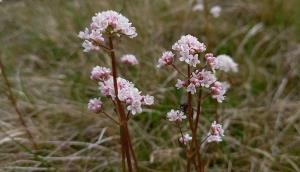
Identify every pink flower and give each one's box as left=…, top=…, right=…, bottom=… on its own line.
left=79, top=10, right=137, bottom=52
left=90, top=10, right=137, bottom=38
left=210, top=81, right=229, bottom=103
left=207, top=121, right=224, bottom=143
left=175, top=70, right=216, bottom=94
left=179, top=134, right=192, bottom=145
left=78, top=28, right=104, bottom=52
left=88, top=98, right=103, bottom=113
left=99, top=77, right=154, bottom=115
left=90, top=66, right=111, bottom=81
left=186, top=70, right=216, bottom=94
left=172, top=35, right=206, bottom=67
left=205, top=53, right=219, bottom=70
left=121, top=54, right=139, bottom=65
left=157, top=51, right=175, bottom=68
left=167, top=109, right=186, bottom=122
left=192, top=70, right=217, bottom=88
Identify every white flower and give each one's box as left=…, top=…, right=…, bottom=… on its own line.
left=210, top=5, right=222, bottom=18
left=179, top=134, right=192, bottom=145
left=121, top=54, right=139, bottom=65
left=167, top=109, right=186, bottom=122
left=207, top=121, right=224, bottom=143
left=193, top=3, right=204, bottom=11
left=215, top=54, right=238, bottom=73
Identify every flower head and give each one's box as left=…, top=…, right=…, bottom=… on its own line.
left=121, top=54, right=139, bottom=65
left=205, top=53, right=219, bottom=70
left=88, top=98, right=103, bottom=113
left=193, top=3, right=204, bottom=11
left=172, top=35, right=206, bottom=67
left=215, top=54, right=238, bottom=73
left=157, top=51, right=175, bottom=68
left=91, top=10, right=137, bottom=38
left=207, top=121, right=224, bottom=143
left=79, top=10, right=137, bottom=52
left=142, top=95, right=155, bottom=105
left=90, top=66, right=111, bottom=81
left=167, top=109, right=186, bottom=122
left=210, top=81, right=229, bottom=103
left=179, top=134, right=192, bottom=145
left=99, top=76, right=154, bottom=115
left=210, top=6, right=222, bottom=18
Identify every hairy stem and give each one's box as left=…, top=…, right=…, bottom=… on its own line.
left=0, top=58, right=38, bottom=150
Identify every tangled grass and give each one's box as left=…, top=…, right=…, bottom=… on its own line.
left=0, top=0, right=299, bottom=171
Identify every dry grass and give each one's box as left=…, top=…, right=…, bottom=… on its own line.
left=0, top=0, right=299, bottom=171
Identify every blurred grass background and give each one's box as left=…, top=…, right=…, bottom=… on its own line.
left=0, top=0, right=300, bottom=171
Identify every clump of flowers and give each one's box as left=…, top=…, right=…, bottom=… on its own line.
left=158, top=34, right=237, bottom=171
left=121, top=54, right=139, bottom=65
left=207, top=121, right=224, bottom=143
left=192, top=1, right=222, bottom=18
left=79, top=10, right=153, bottom=172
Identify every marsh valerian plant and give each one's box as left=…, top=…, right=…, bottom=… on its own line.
left=79, top=10, right=154, bottom=172
left=157, top=34, right=238, bottom=171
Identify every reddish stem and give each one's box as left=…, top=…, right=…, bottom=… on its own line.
left=108, top=35, right=135, bottom=172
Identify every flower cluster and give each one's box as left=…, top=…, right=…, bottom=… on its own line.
left=192, top=2, right=222, bottom=18
left=215, top=54, right=238, bottom=73
left=157, top=51, right=174, bottom=68
left=171, top=35, right=206, bottom=67
left=207, top=121, right=224, bottom=143
left=174, top=70, right=216, bottom=94
left=211, top=81, right=230, bottom=103
left=88, top=98, right=103, bottom=113
left=159, top=35, right=237, bottom=151
left=121, top=54, right=139, bottom=65
left=205, top=53, right=238, bottom=73
left=90, top=66, right=111, bottom=81
left=98, top=74, right=154, bottom=115
left=158, top=35, right=238, bottom=102
left=179, top=134, right=192, bottom=145
left=79, top=10, right=137, bottom=52
left=167, top=109, right=187, bottom=122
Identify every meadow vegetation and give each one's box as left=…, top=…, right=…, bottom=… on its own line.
left=0, top=0, right=299, bottom=171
